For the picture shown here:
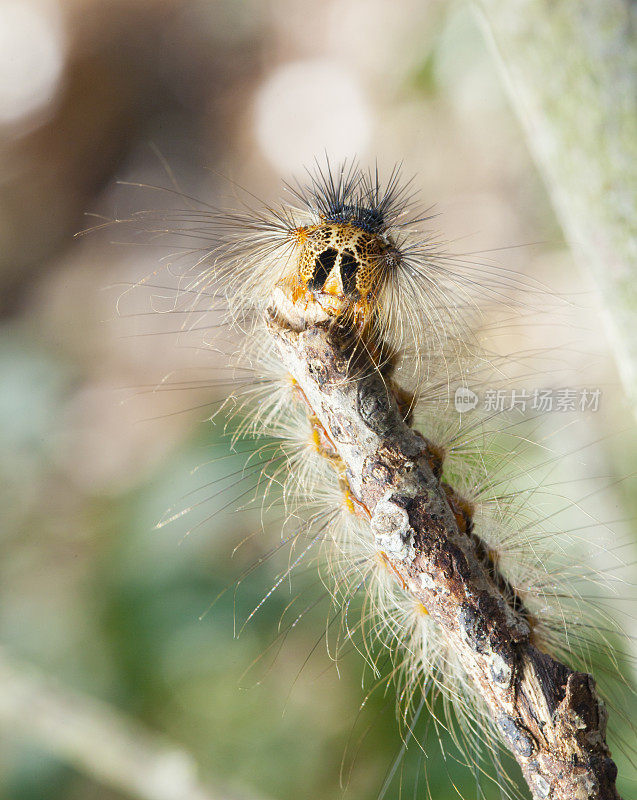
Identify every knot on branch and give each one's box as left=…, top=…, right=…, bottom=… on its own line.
left=555, top=673, right=609, bottom=748
left=371, top=491, right=416, bottom=561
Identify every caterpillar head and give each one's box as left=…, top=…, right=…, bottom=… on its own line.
left=278, top=220, right=400, bottom=328
left=259, top=162, right=407, bottom=331
left=236, top=160, right=456, bottom=368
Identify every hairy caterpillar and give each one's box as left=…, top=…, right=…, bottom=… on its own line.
left=114, top=160, right=635, bottom=800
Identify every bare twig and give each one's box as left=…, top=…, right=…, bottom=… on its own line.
left=269, top=320, right=621, bottom=800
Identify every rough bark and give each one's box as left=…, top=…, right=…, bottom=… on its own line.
left=269, top=319, right=621, bottom=800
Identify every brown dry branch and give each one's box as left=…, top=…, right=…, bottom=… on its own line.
left=269, top=318, right=621, bottom=800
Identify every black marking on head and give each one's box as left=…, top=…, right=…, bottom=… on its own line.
left=284, top=158, right=418, bottom=235
left=310, top=247, right=338, bottom=290
left=324, top=203, right=386, bottom=234
left=340, top=249, right=359, bottom=296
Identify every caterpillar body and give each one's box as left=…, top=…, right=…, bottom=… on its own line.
left=119, top=161, right=635, bottom=800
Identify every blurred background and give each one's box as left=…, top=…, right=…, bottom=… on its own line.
left=0, top=1, right=636, bottom=799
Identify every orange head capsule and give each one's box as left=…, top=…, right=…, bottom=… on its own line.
left=278, top=220, right=399, bottom=328
left=298, top=223, right=387, bottom=299
left=261, top=162, right=413, bottom=333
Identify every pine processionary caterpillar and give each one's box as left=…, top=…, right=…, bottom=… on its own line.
left=111, top=159, right=636, bottom=800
